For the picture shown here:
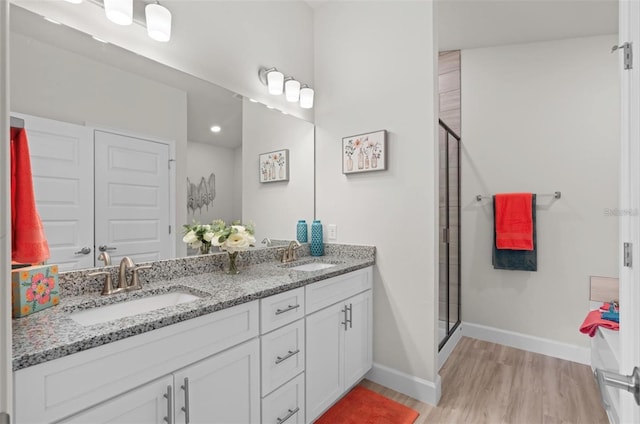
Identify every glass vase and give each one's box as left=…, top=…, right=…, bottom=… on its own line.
left=200, top=243, right=211, bottom=255
left=227, top=251, right=239, bottom=274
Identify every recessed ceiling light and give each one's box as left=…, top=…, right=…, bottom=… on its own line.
left=92, top=36, right=108, bottom=44
left=249, top=98, right=258, bottom=103
left=44, top=17, right=62, bottom=25
left=210, top=125, right=221, bottom=133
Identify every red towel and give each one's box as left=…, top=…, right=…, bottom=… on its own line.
left=11, top=127, right=50, bottom=264
left=600, top=302, right=619, bottom=312
left=495, top=193, right=534, bottom=250
left=579, top=310, right=619, bottom=337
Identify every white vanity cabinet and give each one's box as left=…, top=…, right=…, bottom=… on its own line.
left=14, top=301, right=260, bottom=424
left=305, top=267, right=373, bottom=424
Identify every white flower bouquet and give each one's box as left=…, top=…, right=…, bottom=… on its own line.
left=182, top=222, right=216, bottom=254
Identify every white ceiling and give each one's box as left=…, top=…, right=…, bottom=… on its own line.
left=438, top=0, right=618, bottom=51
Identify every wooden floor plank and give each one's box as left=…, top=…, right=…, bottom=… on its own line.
left=359, top=337, right=608, bottom=424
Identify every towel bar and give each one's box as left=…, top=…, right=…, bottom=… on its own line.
left=476, top=191, right=561, bottom=202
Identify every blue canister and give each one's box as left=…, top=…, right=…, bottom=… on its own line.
left=311, top=220, right=324, bottom=256
left=296, top=220, right=308, bottom=243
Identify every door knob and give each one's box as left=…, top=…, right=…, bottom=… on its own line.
left=98, top=245, right=117, bottom=252
left=595, top=366, right=640, bottom=406
left=74, top=247, right=92, bottom=255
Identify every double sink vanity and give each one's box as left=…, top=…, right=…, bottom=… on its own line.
left=12, top=243, right=375, bottom=424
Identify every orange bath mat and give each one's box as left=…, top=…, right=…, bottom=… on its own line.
left=314, top=386, right=419, bottom=424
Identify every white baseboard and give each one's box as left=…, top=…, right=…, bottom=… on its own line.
left=365, top=363, right=441, bottom=405
left=438, top=323, right=463, bottom=369
left=463, top=322, right=590, bottom=365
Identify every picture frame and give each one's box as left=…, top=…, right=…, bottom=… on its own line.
left=342, top=130, right=387, bottom=174
left=259, top=149, right=289, bottom=183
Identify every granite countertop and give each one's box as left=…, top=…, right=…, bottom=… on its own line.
left=12, top=247, right=374, bottom=371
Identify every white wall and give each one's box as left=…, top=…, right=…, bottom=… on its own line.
left=9, top=32, right=189, bottom=257
left=186, top=142, right=241, bottom=229
left=461, top=35, right=619, bottom=348
left=242, top=99, right=315, bottom=244
left=314, top=1, right=439, bottom=401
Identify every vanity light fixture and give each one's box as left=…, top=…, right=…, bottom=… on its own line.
left=258, top=66, right=314, bottom=109
left=299, top=85, right=314, bottom=109
left=284, top=77, right=301, bottom=102
left=145, top=2, right=172, bottom=42
left=104, top=0, right=133, bottom=26
left=210, top=125, right=222, bottom=133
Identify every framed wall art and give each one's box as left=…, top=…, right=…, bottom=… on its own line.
left=342, top=130, right=387, bottom=174
left=259, top=149, right=289, bottom=183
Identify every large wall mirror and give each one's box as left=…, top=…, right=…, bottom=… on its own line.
left=9, top=5, right=315, bottom=270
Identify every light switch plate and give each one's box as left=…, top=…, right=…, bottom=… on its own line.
left=328, top=224, right=337, bottom=240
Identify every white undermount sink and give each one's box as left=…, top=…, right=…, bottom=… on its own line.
left=70, top=292, right=201, bottom=326
left=288, top=262, right=337, bottom=272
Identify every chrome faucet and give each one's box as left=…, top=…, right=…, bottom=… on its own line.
left=117, top=257, right=152, bottom=291
left=279, top=240, right=301, bottom=263
left=118, top=257, right=135, bottom=290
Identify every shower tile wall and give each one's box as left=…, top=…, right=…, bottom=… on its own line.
left=439, top=51, right=460, bottom=327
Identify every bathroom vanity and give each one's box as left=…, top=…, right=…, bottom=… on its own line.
left=12, top=244, right=375, bottom=424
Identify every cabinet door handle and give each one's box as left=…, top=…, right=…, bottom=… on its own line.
left=275, top=349, right=300, bottom=365
left=275, top=304, right=300, bottom=315
left=181, top=377, right=190, bottom=424
left=341, top=307, right=348, bottom=331
left=163, top=385, right=173, bottom=424
left=347, top=303, right=353, bottom=329
left=276, top=407, right=300, bottom=424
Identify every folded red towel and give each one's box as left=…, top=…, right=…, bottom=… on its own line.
left=580, top=310, right=619, bottom=337
left=11, top=127, right=50, bottom=264
left=495, top=193, right=534, bottom=250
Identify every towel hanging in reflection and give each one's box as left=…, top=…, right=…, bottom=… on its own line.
left=11, top=127, right=50, bottom=264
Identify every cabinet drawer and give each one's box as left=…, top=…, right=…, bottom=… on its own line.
left=261, top=320, right=305, bottom=396
left=262, top=373, right=305, bottom=424
left=306, top=267, right=372, bottom=314
left=261, top=287, right=305, bottom=334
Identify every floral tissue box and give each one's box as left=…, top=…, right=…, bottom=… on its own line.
left=11, top=264, right=60, bottom=318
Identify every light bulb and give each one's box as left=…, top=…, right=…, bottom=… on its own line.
left=300, top=85, right=314, bottom=109
left=146, top=3, right=172, bottom=42
left=285, top=78, right=301, bottom=102
left=267, top=70, right=284, bottom=95
left=104, top=0, right=133, bottom=25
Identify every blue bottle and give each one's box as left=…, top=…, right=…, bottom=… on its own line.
left=296, top=220, right=308, bottom=243
left=311, top=220, right=324, bottom=256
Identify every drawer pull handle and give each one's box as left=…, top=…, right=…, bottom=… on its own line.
left=276, top=407, right=300, bottom=424
left=163, top=385, right=173, bottom=424
left=341, top=307, right=348, bottom=331
left=275, top=304, right=300, bottom=315
left=181, top=377, right=190, bottom=424
left=275, top=349, right=300, bottom=365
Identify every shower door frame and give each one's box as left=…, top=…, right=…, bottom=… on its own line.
left=438, top=119, right=461, bottom=352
